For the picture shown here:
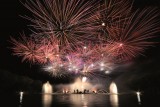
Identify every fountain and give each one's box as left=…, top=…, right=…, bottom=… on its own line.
left=109, top=82, right=119, bottom=107
left=42, top=81, right=53, bottom=94
left=42, top=81, right=53, bottom=107
left=109, top=82, right=118, bottom=94
left=70, top=77, right=92, bottom=93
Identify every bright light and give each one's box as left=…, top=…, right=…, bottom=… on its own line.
left=109, top=82, right=118, bottom=94
left=19, top=91, right=23, bottom=103
left=47, top=66, right=53, bottom=70
left=83, top=46, right=87, bottom=49
left=100, top=62, right=104, bottom=67
left=82, top=77, right=87, bottom=82
left=110, top=94, right=119, bottom=107
left=105, top=70, right=110, bottom=74
left=90, top=64, right=94, bottom=67
left=100, top=68, right=104, bottom=71
left=101, top=54, right=104, bottom=57
left=73, top=66, right=76, bottom=69
left=136, top=91, right=141, bottom=95
left=42, top=81, right=53, bottom=94
left=136, top=91, right=141, bottom=103
left=102, top=22, right=105, bottom=26
left=60, top=64, right=63, bottom=67
left=119, top=43, right=123, bottom=47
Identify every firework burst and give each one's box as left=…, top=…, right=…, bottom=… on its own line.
left=10, top=0, right=160, bottom=78
left=10, top=34, right=41, bottom=63
left=107, top=8, right=160, bottom=62
left=23, top=0, right=104, bottom=47
left=43, top=62, right=68, bottom=78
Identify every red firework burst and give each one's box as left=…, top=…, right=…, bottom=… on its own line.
left=9, top=0, right=160, bottom=77
left=10, top=34, right=40, bottom=63
left=23, top=0, right=103, bottom=47
left=93, top=0, right=132, bottom=41
left=107, top=8, right=160, bottom=62
left=35, top=37, right=62, bottom=63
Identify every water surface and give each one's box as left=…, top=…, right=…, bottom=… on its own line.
left=1, top=93, right=159, bottom=107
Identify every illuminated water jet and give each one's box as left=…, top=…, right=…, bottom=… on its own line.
left=109, top=82, right=119, bottom=107
left=42, top=81, right=53, bottom=94
left=109, top=82, right=118, bottom=94
left=70, top=77, right=92, bottom=93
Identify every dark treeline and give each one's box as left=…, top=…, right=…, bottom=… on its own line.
left=0, top=69, right=42, bottom=93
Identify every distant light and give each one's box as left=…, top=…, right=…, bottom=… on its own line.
left=20, top=91, right=23, bottom=94
left=72, top=66, right=76, bottom=69
left=82, top=77, right=87, bottom=82
left=91, top=64, right=94, bottom=67
left=119, top=43, right=123, bottom=47
left=102, top=22, right=105, bottom=26
left=60, top=64, right=63, bottom=67
left=47, top=66, right=53, bottom=70
left=94, top=90, right=97, bottom=93
left=19, top=91, right=23, bottom=103
left=136, top=91, right=141, bottom=95
left=100, top=62, right=104, bottom=67
left=136, top=91, right=141, bottom=103
left=105, top=70, right=110, bottom=74
left=100, top=68, right=104, bottom=71
left=83, top=46, right=87, bottom=49
left=63, top=89, right=65, bottom=93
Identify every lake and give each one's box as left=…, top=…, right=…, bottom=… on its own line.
left=1, top=93, right=160, bottom=107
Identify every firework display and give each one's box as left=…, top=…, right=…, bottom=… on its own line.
left=11, top=0, right=160, bottom=77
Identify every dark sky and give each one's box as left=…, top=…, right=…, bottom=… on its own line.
left=0, top=0, right=160, bottom=87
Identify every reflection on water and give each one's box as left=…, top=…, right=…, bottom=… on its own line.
left=41, top=94, right=119, bottom=107
left=136, top=92, right=141, bottom=104
left=110, top=95, right=119, bottom=107
left=70, top=94, right=89, bottom=107
left=3, top=93, right=153, bottom=107
left=19, top=92, right=23, bottom=104
left=42, top=94, right=52, bottom=107
left=19, top=92, right=24, bottom=107
left=69, top=94, right=109, bottom=107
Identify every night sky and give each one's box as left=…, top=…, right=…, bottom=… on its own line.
left=0, top=0, right=160, bottom=93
